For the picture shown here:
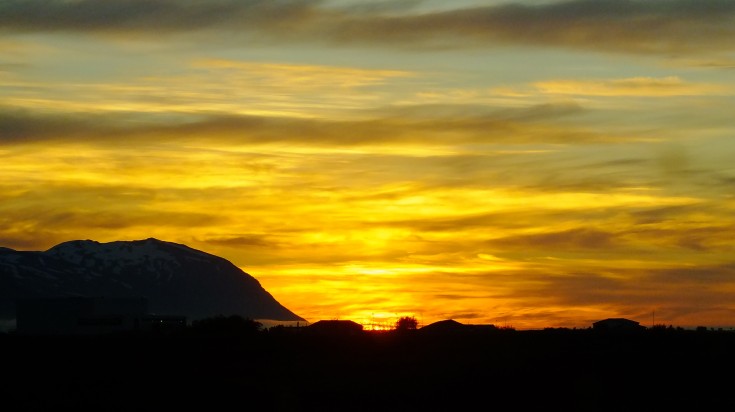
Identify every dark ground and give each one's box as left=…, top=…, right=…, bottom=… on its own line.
left=3, top=327, right=734, bottom=411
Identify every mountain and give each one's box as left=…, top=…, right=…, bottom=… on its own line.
left=0, top=238, right=305, bottom=325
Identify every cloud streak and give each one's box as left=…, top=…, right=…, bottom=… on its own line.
left=534, top=76, right=732, bottom=97
left=0, top=0, right=317, bottom=34
left=2, top=0, right=734, bottom=56
left=0, top=103, right=635, bottom=147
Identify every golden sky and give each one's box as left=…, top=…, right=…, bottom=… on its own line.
left=2, top=0, right=735, bottom=329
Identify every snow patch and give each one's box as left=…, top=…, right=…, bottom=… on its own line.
left=47, top=238, right=182, bottom=269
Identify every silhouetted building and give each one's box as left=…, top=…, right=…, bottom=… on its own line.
left=592, top=318, right=645, bottom=332
left=308, top=320, right=364, bottom=336
left=15, top=297, right=185, bottom=335
left=420, top=319, right=465, bottom=334
left=420, top=319, right=498, bottom=336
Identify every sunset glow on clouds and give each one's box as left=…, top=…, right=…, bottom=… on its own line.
left=2, top=0, right=735, bottom=329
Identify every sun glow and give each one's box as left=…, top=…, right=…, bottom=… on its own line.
left=3, top=1, right=735, bottom=330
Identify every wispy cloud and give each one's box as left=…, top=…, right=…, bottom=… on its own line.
left=534, top=76, right=731, bottom=97
left=486, top=228, right=618, bottom=251
left=192, top=59, right=413, bottom=89
left=0, top=59, right=416, bottom=118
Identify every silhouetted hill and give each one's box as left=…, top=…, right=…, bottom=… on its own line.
left=0, top=238, right=304, bottom=325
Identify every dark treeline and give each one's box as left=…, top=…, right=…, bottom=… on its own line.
left=3, top=317, right=735, bottom=411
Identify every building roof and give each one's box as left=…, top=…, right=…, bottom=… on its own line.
left=592, top=318, right=644, bottom=330
left=308, top=319, right=364, bottom=333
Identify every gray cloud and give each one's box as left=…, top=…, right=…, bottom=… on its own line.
left=0, top=183, right=228, bottom=238
left=0, top=0, right=317, bottom=35
left=1, top=0, right=733, bottom=55
left=0, top=233, right=63, bottom=251
left=3, top=208, right=224, bottom=231
left=487, top=228, right=618, bottom=251
left=442, top=312, right=485, bottom=321
left=0, top=109, right=124, bottom=144
left=628, top=205, right=695, bottom=225
left=201, top=234, right=280, bottom=248
left=0, top=104, right=618, bottom=147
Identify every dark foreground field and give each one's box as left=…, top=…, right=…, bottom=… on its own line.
left=3, top=326, right=735, bottom=411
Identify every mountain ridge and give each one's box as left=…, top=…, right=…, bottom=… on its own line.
left=0, top=238, right=305, bottom=327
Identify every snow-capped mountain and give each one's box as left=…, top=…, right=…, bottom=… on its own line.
left=0, top=238, right=304, bottom=325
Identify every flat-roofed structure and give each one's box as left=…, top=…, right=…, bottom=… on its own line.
left=592, top=317, right=645, bottom=332
left=308, top=319, right=364, bottom=336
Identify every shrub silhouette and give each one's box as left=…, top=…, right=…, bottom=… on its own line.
left=395, top=316, right=418, bottom=331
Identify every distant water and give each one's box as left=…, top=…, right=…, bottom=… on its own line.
left=257, top=319, right=308, bottom=328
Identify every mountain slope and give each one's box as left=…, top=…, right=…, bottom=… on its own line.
left=0, top=238, right=304, bottom=324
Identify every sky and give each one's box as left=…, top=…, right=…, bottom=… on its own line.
left=1, top=0, right=735, bottom=330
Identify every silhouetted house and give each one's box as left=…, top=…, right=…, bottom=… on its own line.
left=15, top=297, right=185, bottom=335
left=592, top=318, right=645, bottom=332
left=308, top=320, right=364, bottom=336
left=420, top=319, right=466, bottom=335
left=420, top=319, right=498, bottom=336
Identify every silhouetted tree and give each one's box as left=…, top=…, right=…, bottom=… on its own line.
left=395, top=316, right=418, bottom=331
